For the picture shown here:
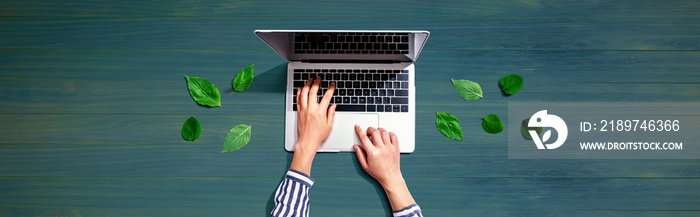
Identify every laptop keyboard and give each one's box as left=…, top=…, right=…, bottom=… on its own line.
left=293, top=32, right=410, bottom=54
left=292, top=69, right=410, bottom=112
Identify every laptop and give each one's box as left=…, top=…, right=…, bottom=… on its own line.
left=255, top=30, right=429, bottom=153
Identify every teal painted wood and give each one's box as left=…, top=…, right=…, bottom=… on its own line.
left=0, top=177, right=698, bottom=211
left=1, top=0, right=699, bottom=215
left=1, top=50, right=698, bottom=116
left=1, top=114, right=699, bottom=145
left=0, top=17, right=698, bottom=50
left=2, top=0, right=699, bottom=18
left=1, top=144, right=699, bottom=178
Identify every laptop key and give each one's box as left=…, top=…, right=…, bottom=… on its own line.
left=341, top=74, right=349, bottom=80
left=325, top=73, right=333, bottom=80
left=397, top=74, right=409, bottom=81
left=361, top=82, right=369, bottom=88
left=377, top=82, right=384, bottom=88
left=376, top=104, right=383, bottom=112
left=373, top=74, right=381, bottom=80
left=387, top=90, right=394, bottom=96
left=342, top=97, right=350, bottom=104
left=334, top=97, right=342, bottom=103
left=355, top=89, right=363, bottom=96
left=293, top=81, right=305, bottom=88
left=371, top=90, right=378, bottom=96
left=294, top=73, right=301, bottom=80
left=369, top=82, right=376, bottom=88
left=393, top=105, right=401, bottom=112
left=293, top=104, right=297, bottom=111
left=391, top=97, right=409, bottom=104
left=349, top=74, right=356, bottom=80
left=353, top=82, right=361, bottom=88
left=321, top=81, right=329, bottom=88
left=401, top=82, right=408, bottom=89
left=301, top=73, right=309, bottom=80
left=367, top=105, right=376, bottom=112
left=337, top=82, right=344, bottom=88
left=393, top=82, right=401, bottom=88
left=367, top=97, right=374, bottom=104
left=338, top=89, right=346, bottom=96
left=375, top=97, right=382, bottom=104
left=395, top=90, right=408, bottom=96
left=357, top=74, right=364, bottom=80
left=336, top=105, right=365, bottom=112
left=359, top=97, right=366, bottom=104
left=401, top=105, right=408, bottom=112
left=363, top=89, right=370, bottom=96
left=385, top=105, right=393, bottom=112
left=347, top=89, right=354, bottom=96
left=379, top=89, right=386, bottom=96
left=383, top=97, right=391, bottom=103
left=351, top=97, right=358, bottom=104
left=385, top=82, right=392, bottom=88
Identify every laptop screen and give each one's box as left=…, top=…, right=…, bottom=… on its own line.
left=255, top=30, right=429, bottom=62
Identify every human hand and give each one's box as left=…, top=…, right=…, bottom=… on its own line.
left=295, top=76, right=336, bottom=153
left=353, top=125, right=416, bottom=211
left=353, top=125, right=403, bottom=187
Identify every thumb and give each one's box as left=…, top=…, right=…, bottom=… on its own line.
left=354, top=145, right=369, bottom=170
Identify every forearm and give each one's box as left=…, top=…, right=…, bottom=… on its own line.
left=290, top=142, right=318, bottom=175
left=381, top=177, right=416, bottom=211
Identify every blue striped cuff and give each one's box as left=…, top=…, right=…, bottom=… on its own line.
left=393, top=204, right=421, bottom=217
left=286, top=169, right=315, bottom=187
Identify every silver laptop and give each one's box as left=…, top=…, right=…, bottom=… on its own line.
left=255, top=30, right=429, bottom=153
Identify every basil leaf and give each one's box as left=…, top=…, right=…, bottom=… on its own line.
left=181, top=116, right=201, bottom=142
left=185, top=76, right=221, bottom=107
left=436, top=112, right=463, bottom=141
left=451, top=79, right=483, bottom=100
left=233, top=64, right=254, bottom=92
left=521, top=118, right=543, bottom=140
left=223, top=124, right=252, bottom=153
left=499, top=74, right=523, bottom=95
left=482, top=114, right=503, bottom=134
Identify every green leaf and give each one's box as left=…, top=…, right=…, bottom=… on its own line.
left=520, top=118, right=543, bottom=140
left=181, top=116, right=201, bottom=142
left=499, top=74, right=524, bottom=95
left=482, top=114, right=503, bottom=134
left=233, top=64, right=254, bottom=92
left=451, top=79, right=483, bottom=100
left=185, top=76, right=221, bottom=107
left=436, top=112, right=463, bottom=141
left=223, top=124, right=252, bottom=153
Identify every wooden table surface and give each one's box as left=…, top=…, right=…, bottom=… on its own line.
left=1, top=0, right=699, bottom=216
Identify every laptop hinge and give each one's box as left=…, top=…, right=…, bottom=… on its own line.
left=302, top=59, right=402, bottom=64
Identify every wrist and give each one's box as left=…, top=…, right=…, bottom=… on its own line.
left=379, top=174, right=406, bottom=191
left=290, top=142, right=318, bottom=176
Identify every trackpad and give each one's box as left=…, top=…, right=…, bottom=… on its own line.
left=319, top=114, right=379, bottom=152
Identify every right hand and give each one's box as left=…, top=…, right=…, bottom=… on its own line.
left=353, top=125, right=403, bottom=187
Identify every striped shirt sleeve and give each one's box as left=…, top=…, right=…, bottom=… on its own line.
left=393, top=204, right=423, bottom=217
left=271, top=169, right=314, bottom=217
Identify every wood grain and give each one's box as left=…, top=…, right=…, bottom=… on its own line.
left=1, top=0, right=699, bottom=215
left=0, top=17, right=698, bottom=50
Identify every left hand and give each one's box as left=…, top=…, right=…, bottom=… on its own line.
left=295, top=76, right=336, bottom=154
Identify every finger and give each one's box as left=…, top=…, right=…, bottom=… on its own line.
left=367, top=127, right=384, bottom=147
left=353, top=145, right=369, bottom=170
left=389, top=132, right=399, bottom=147
left=378, top=128, right=392, bottom=147
left=296, top=87, right=301, bottom=112
left=300, top=78, right=313, bottom=110
left=355, top=124, right=375, bottom=151
left=308, top=76, right=322, bottom=108
left=319, top=81, right=335, bottom=110
left=326, top=104, right=337, bottom=125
